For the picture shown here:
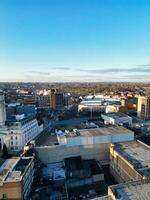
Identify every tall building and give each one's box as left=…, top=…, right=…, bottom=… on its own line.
left=0, top=157, right=34, bottom=200
left=36, top=89, right=65, bottom=109
left=121, top=97, right=137, bottom=110
left=36, top=95, right=50, bottom=108
left=137, top=96, right=150, bottom=120
left=0, top=94, right=6, bottom=126
left=50, top=89, right=64, bottom=109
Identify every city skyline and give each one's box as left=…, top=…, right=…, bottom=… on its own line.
left=1, top=0, right=150, bottom=82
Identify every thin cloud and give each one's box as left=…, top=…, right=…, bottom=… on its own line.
left=65, top=75, right=99, bottom=78
left=52, top=67, right=71, bottom=70
left=77, top=65, right=150, bottom=74
left=29, top=71, right=51, bottom=76
left=137, top=64, right=150, bottom=67
left=122, top=74, right=150, bottom=80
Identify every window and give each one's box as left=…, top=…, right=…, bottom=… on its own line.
left=11, top=136, right=13, bottom=140
left=11, top=141, right=13, bottom=145
left=16, top=136, right=18, bottom=140
left=2, top=194, right=7, bottom=199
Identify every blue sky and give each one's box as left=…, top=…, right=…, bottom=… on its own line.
left=0, top=0, right=150, bottom=82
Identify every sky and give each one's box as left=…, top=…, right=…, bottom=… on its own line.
left=0, top=0, right=150, bottom=82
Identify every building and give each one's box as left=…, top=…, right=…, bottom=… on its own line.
left=0, top=94, right=43, bottom=151
left=36, top=95, right=50, bottom=108
left=91, top=179, right=150, bottom=200
left=78, top=99, right=105, bottom=112
left=22, top=95, right=36, bottom=105
left=110, top=140, right=150, bottom=183
left=50, top=89, right=65, bottom=109
left=101, top=112, right=132, bottom=127
left=78, top=95, right=122, bottom=113
left=0, top=114, right=43, bottom=151
left=105, top=105, right=125, bottom=113
left=6, top=104, right=36, bottom=120
left=65, top=156, right=104, bottom=188
left=108, top=179, right=150, bottom=200
left=0, top=156, right=34, bottom=200
left=16, top=105, right=36, bottom=117
left=137, top=96, right=150, bottom=120
left=121, top=97, right=137, bottom=110
left=57, top=127, right=134, bottom=147
left=36, top=89, right=65, bottom=109
left=0, top=95, right=6, bottom=126
left=36, top=126, right=134, bottom=164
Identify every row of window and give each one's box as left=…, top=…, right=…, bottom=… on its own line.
left=11, top=141, right=18, bottom=145
left=11, top=136, right=18, bottom=140
left=10, top=146, right=19, bottom=150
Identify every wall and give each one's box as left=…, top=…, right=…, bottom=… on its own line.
left=36, top=143, right=110, bottom=164
left=0, top=182, right=22, bottom=200
left=66, top=132, right=134, bottom=146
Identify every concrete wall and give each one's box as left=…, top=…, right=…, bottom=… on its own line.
left=111, top=133, right=134, bottom=143
left=36, top=143, right=110, bottom=164
left=66, top=132, right=134, bottom=147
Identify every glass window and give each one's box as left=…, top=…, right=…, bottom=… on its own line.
left=2, top=194, right=7, bottom=199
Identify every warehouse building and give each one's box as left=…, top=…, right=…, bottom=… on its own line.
left=36, top=126, right=134, bottom=164
left=57, top=126, right=134, bottom=147
left=101, top=112, right=132, bottom=127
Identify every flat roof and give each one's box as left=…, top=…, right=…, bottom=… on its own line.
left=36, top=126, right=133, bottom=146
left=78, top=126, right=131, bottom=137
left=113, top=141, right=150, bottom=177
left=80, top=101, right=103, bottom=106
left=6, top=114, right=36, bottom=126
left=110, top=180, right=150, bottom=200
left=0, top=157, right=33, bottom=184
left=36, top=133, right=58, bottom=146
left=103, top=112, right=131, bottom=119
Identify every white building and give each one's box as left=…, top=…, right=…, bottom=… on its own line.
left=0, top=115, right=43, bottom=151
left=78, top=98, right=105, bottom=112
left=66, top=127, right=134, bottom=146
left=78, top=95, right=121, bottom=112
left=0, top=94, right=43, bottom=151
left=101, top=112, right=132, bottom=127
left=57, top=126, right=134, bottom=147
